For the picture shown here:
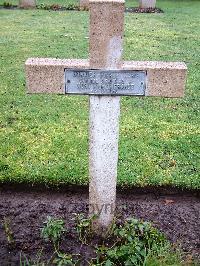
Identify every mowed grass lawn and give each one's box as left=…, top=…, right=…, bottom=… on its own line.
left=0, top=0, right=199, bottom=188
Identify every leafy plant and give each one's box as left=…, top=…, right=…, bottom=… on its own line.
left=36, top=3, right=51, bottom=10
left=41, top=216, right=66, bottom=249
left=3, top=1, right=12, bottom=8
left=66, top=3, right=79, bottom=10
left=95, top=218, right=167, bottom=265
left=74, top=213, right=96, bottom=244
left=53, top=252, right=76, bottom=266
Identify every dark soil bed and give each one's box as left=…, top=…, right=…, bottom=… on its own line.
left=125, top=7, right=163, bottom=13
left=0, top=184, right=199, bottom=265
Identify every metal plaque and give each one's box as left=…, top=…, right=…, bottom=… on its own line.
left=64, top=69, right=146, bottom=96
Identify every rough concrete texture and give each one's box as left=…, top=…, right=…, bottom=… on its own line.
left=26, top=59, right=187, bottom=98
left=123, top=61, right=187, bottom=98
left=139, top=0, right=156, bottom=8
left=89, top=0, right=124, bottom=230
left=80, top=0, right=89, bottom=9
left=25, top=58, right=89, bottom=94
left=89, top=96, right=120, bottom=229
left=89, top=0, right=124, bottom=69
left=19, top=0, right=36, bottom=8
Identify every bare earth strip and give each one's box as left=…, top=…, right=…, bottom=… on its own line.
left=0, top=185, right=199, bottom=264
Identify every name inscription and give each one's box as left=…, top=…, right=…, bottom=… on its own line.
left=64, top=69, right=146, bottom=96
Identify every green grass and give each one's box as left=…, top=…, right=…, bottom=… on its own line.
left=0, top=0, right=199, bottom=188
left=0, top=0, right=79, bottom=6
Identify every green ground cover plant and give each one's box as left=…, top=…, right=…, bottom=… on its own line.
left=0, top=0, right=199, bottom=188
left=41, top=216, right=66, bottom=250
left=18, top=215, right=197, bottom=265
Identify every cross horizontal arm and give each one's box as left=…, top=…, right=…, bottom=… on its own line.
left=25, top=58, right=187, bottom=98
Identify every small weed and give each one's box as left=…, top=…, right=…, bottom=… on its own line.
left=40, top=216, right=80, bottom=265
left=74, top=213, right=96, bottom=244
left=49, top=3, right=61, bottom=10
left=19, top=250, right=46, bottom=266
left=41, top=216, right=66, bottom=250
left=36, top=3, right=51, bottom=10
left=2, top=217, right=15, bottom=248
left=66, top=3, right=79, bottom=10
left=3, top=1, right=12, bottom=8
left=79, top=6, right=89, bottom=11
left=53, top=252, right=76, bottom=266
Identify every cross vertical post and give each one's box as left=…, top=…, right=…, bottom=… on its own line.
left=89, top=0, right=124, bottom=231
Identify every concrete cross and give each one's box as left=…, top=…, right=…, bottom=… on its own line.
left=139, top=0, right=156, bottom=9
left=80, top=0, right=89, bottom=10
left=19, top=0, right=36, bottom=8
left=25, top=0, right=187, bottom=232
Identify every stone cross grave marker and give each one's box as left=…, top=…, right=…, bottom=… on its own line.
left=19, top=0, right=36, bottom=8
left=80, top=0, right=89, bottom=10
left=139, top=0, right=156, bottom=9
left=25, top=0, right=187, bottom=232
